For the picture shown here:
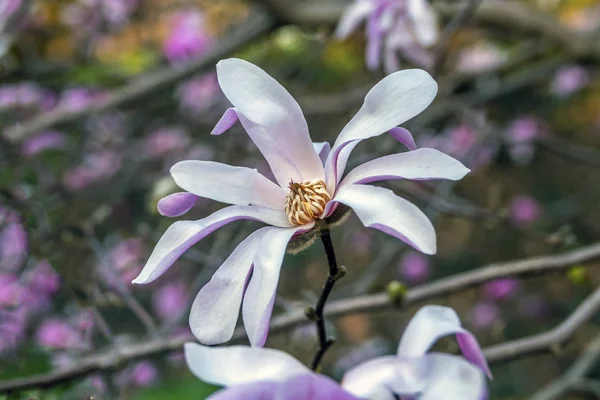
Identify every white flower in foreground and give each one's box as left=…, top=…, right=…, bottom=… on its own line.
left=132, top=58, right=470, bottom=346
left=183, top=306, right=489, bottom=400
left=342, top=305, right=491, bottom=400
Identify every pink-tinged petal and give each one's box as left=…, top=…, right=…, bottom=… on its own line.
left=157, top=192, right=199, bottom=217
left=325, top=69, right=437, bottom=189
left=365, top=14, right=383, bottom=70
left=184, top=343, right=309, bottom=386
left=339, top=148, right=470, bottom=187
left=312, top=142, right=331, bottom=166
left=210, top=107, right=239, bottom=136
left=335, top=0, right=375, bottom=39
left=189, top=229, right=266, bottom=344
left=132, top=206, right=290, bottom=285
left=407, top=0, right=439, bottom=47
left=342, top=356, right=429, bottom=400
left=216, top=59, right=324, bottom=186
left=242, top=224, right=312, bottom=346
left=208, top=381, right=278, bottom=400
left=397, top=305, right=491, bottom=377
left=420, top=353, right=487, bottom=400
left=170, top=160, right=286, bottom=210
left=276, top=374, right=360, bottom=400
left=332, top=185, right=436, bottom=254
left=388, top=127, right=416, bottom=150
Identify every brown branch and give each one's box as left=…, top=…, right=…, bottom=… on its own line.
left=1, top=242, right=600, bottom=393
left=2, top=11, right=276, bottom=143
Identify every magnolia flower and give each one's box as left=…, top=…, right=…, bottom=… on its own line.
left=132, top=58, right=469, bottom=346
left=342, top=305, right=491, bottom=399
left=336, top=0, right=439, bottom=73
left=184, top=306, right=489, bottom=400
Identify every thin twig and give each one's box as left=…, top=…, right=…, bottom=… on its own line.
left=309, top=228, right=346, bottom=370
left=2, top=242, right=600, bottom=393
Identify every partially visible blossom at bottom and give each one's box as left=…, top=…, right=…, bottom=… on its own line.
left=399, top=251, right=431, bottom=284
left=550, top=65, right=590, bottom=97
left=509, top=195, right=541, bottom=226
left=469, top=302, right=500, bottom=330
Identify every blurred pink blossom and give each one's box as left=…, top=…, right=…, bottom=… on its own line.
left=482, top=278, right=519, bottom=301
left=63, top=150, right=122, bottom=191
left=101, top=0, right=138, bottom=25
left=0, top=308, right=26, bottom=353
left=454, top=43, right=507, bottom=74
left=177, top=73, right=221, bottom=115
left=152, top=281, right=188, bottom=321
left=163, top=10, right=211, bottom=62
left=550, top=66, right=590, bottom=97
left=469, top=302, right=500, bottom=329
left=21, top=131, right=66, bottom=157
left=144, top=127, right=190, bottom=158
left=346, top=230, right=373, bottom=255
left=26, top=260, right=60, bottom=296
left=130, top=361, right=158, bottom=387
left=58, top=88, right=105, bottom=112
left=509, top=195, right=541, bottom=226
left=36, top=319, right=84, bottom=350
left=0, top=274, right=21, bottom=306
left=398, top=251, right=431, bottom=284
left=0, top=218, right=28, bottom=272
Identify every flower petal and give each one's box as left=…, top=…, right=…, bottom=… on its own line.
left=312, top=142, right=331, bottom=166
left=420, top=353, right=487, bottom=400
left=242, top=224, right=312, bottom=346
left=397, top=305, right=491, bottom=377
left=132, top=206, right=290, bottom=285
left=189, top=228, right=266, bottom=344
left=276, top=374, right=360, bottom=400
left=325, top=69, right=437, bottom=189
left=339, top=148, right=470, bottom=187
left=208, top=381, right=278, bottom=400
left=157, top=192, right=199, bottom=217
left=216, top=58, right=324, bottom=186
left=332, top=184, right=436, bottom=254
left=210, top=107, right=239, bottom=136
left=184, top=343, right=309, bottom=386
left=365, top=13, right=384, bottom=70
left=335, top=0, right=375, bottom=39
left=407, top=0, right=439, bottom=47
left=170, top=160, right=286, bottom=210
left=342, top=356, right=430, bottom=400
left=388, top=127, right=416, bottom=150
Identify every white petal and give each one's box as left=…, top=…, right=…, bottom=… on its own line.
left=407, top=0, right=439, bottom=47
left=170, top=160, right=286, bottom=210
left=335, top=0, right=375, bottom=39
left=332, top=184, right=436, bottom=254
left=312, top=142, right=331, bottom=166
left=189, top=229, right=266, bottom=345
left=132, top=206, right=291, bottom=285
left=339, top=148, right=470, bottom=187
left=325, top=68, right=437, bottom=189
left=184, top=343, right=309, bottom=386
left=242, top=224, right=311, bottom=346
left=420, top=353, right=487, bottom=400
left=216, top=58, right=324, bottom=186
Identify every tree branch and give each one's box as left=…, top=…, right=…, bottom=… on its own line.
left=1, top=242, right=599, bottom=393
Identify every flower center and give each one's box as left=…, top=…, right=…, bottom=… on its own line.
left=284, top=179, right=331, bottom=226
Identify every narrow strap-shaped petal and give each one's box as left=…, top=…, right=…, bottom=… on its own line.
left=335, top=0, right=375, bottom=39
left=275, top=374, right=361, bottom=400
left=407, top=0, right=439, bottom=47
left=242, top=223, right=313, bottom=346
left=397, top=305, right=491, bottom=377
left=312, top=142, right=331, bottom=166
left=157, top=192, right=199, bottom=217
left=189, top=228, right=267, bottom=344
left=208, top=381, right=278, bottom=400
left=388, top=127, right=416, bottom=150
left=420, top=353, right=487, bottom=400
left=210, top=107, right=239, bottom=136
left=341, top=356, right=429, bottom=400
left=332, top=184, right=436, bottom=254
left=216, top=59, right=324, bottom=186
left=184, top=343, right=309, bottom=387
left=339, top=148, right=470, bottom=188
left=170, top=160, right=286, bottom=210
left=324, top=69, right=437, bottom=190
left=132, top=206, right=291, bottom=285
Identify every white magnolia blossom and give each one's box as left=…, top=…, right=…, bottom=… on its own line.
left=132, top=58, right=469, bottom=347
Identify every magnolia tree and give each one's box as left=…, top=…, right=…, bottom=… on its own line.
left=1, top=0, right=599, bottom=399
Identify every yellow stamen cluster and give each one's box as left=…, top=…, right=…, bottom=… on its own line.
left=284, top=179, right=331, bottom=226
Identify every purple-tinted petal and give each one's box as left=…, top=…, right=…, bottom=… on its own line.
left=332, top=184, right=436, bottom=254
left=335, top=0, right=375, bottom=39
left=189, top=228, right=266, bottom=344
left=324, top=69, right=437, bottom=190
left=339, top=148, right=470, bottom=187
left=420, top=353, right=487, bottom=400
left=388, top=127, right=416, bottom=150
left=242, top=224, right=312, bottom=346
left=184, top=343, right=309, bottom=386
left=216, top=59, right=324, bottom=186
left=157, top=192, right=199, bottom=217
left=312, top=142, right=331, bottom=166
left=276, top=374, right=359, bottom=400
left=170, top=160, right=286, bottom=210
left=132, top=206, right=290, bottom=285
left=208, top=381, right=278, bottom=400
left=210, top=107, right=239, bottom=136
left=365, top=13, right=383, bottom=70
left=457, top=332, right=492, bottom=378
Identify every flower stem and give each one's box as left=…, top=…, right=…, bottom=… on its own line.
left=310, top=228, right=346, bottom=371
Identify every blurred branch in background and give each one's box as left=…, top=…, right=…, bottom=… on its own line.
left=1, top=242, right=599, bottom=394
